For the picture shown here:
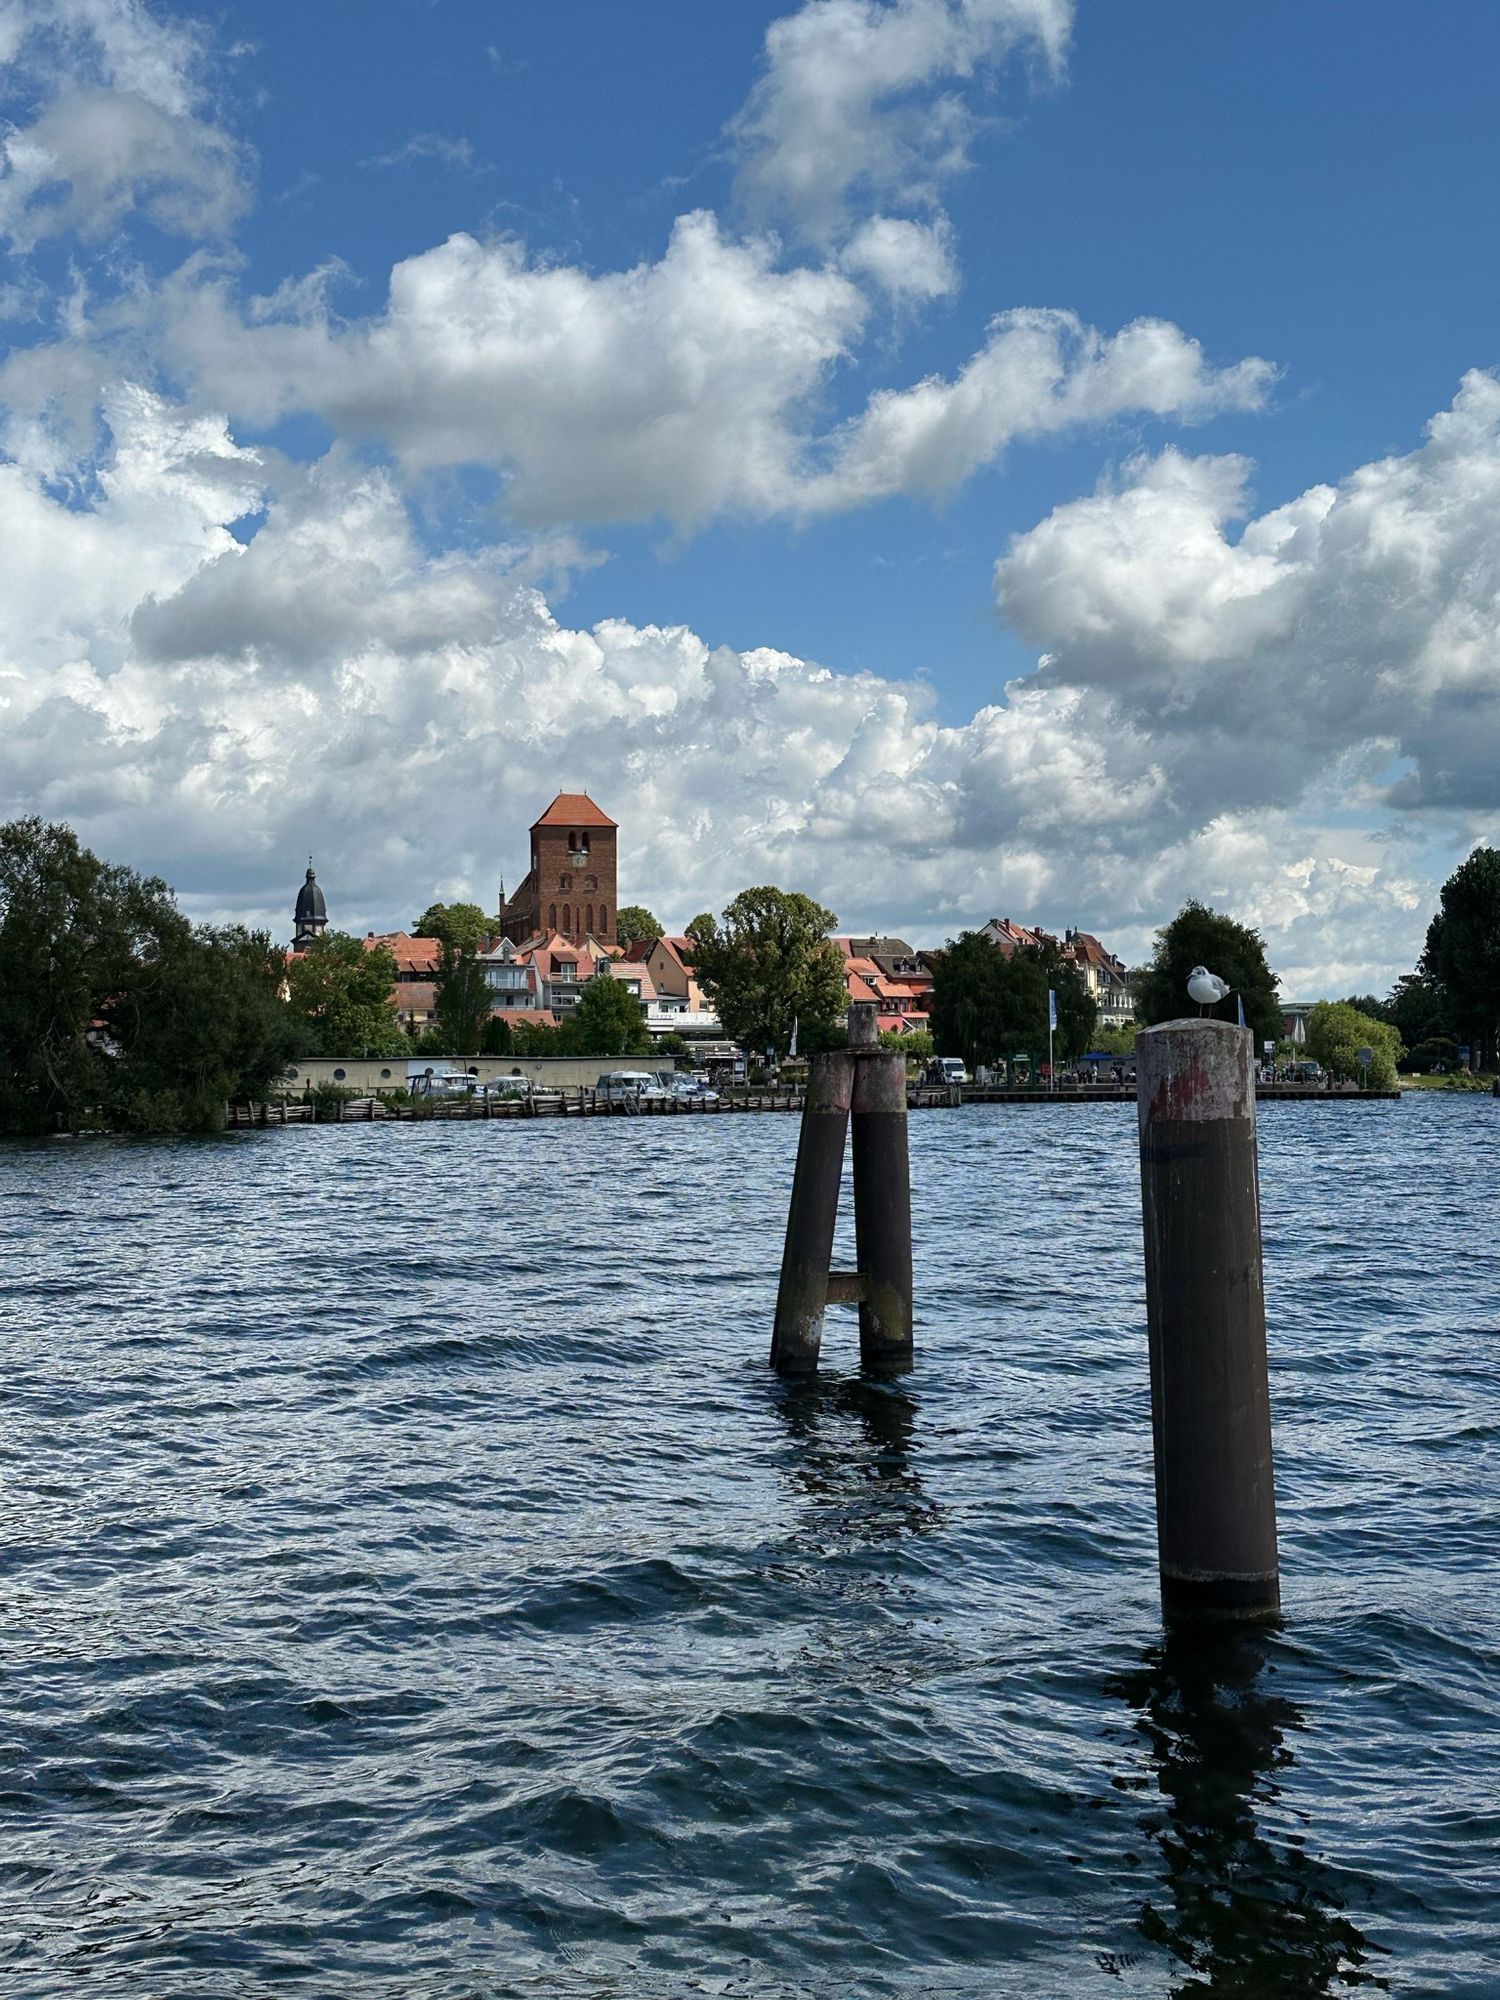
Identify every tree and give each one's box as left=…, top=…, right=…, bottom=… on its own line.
left=882, top=1028, right=933, bottom=1060
left=561, top=971, right=654, bottom=1056
left=1039, top=946, right=1098, bottom=1063
left=511, top=1017, right=561, bottom=1057
left=1420, top=847, right=1500, bottom=1070
left=480, top=1015, right=514, bottom=1057
left=1385, top=971, right=1449, bottom=1054
left=685, top=913, right=715, bottom=946
left=1306, top=1001, right=1403, bottom=1090
left=615, top=904, right=662, bottom=947
left=434, top=943, right=493, bottom=1056
left=412, top=900, right=492, bottom=953
left=105, top=925, right=299, bottom=1130
left=655, top=1030, right=689, bottom=1057
left=689, top=888, right=847, bottom=1056
left=285, top=933, right=407, bottom=1056
left=1134, top=900, right=1282, bottom=1046
left=1, top=818, right=298, bottom=1134
left=929, top=932, right=1081, bottom=1069
left=0, top=817, right=180, bottom=1133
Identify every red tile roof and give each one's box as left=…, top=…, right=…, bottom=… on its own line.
left=532, top=793, right=616, bottom=830
left=366, top=931, right=442, bottom=975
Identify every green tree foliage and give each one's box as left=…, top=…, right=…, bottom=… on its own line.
left=560, top=972, right=653, bottom=1056
left=1306, top=1001, right=1403, bottom=1089
left=1421, top=847, right=1500, bottom=1070
left=689, top=888, right=847, bottom=1057
left=480, top=1014, right=514, bottom=1057
left=434, top=943, right=493, bottom=1056
left=614, top=904, right=663, bottom=946
left=1384, top=971, right=1449, bottom=1053
left=510, top=1017, right=561, bottom=1057
left=1134, top=900, right=1282, bottom=1046
left=106, top=925, right=299, bottom=1130
left=684, top=913, right=715, bottom=946
left=412, top=900, right=492, bottom=953
left=1091, top=1022, right=1139, bottom=1057
left=0, top=817, right=296, bottom=1133
left=285, top=932, right=407, bottom=1056
left=1407, top=1034, right=1460, bottom=1074
left=1045, top=954, right=1099, bottom=1064
left=882, top=1028, right=934, bottom=1059
left=929, top=933, right=1094, bottom=1068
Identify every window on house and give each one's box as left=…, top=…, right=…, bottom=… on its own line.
left=548, top=903, right=557, bottom=929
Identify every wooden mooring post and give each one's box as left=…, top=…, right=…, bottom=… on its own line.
left=771, top=1002, right=913, bottom=1374
left=1137, top=1018, right=1280, bottom=1621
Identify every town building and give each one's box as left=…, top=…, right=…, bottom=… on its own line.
left=497, top=794, right=618, bottom=948
left=363, top=931, right=442, bottom=1033
left=832, top=937, right=932, bottom=1035
left=623, top=934, right=723, bottom=1038
left=1061, top=929, right=1134, bottom=1030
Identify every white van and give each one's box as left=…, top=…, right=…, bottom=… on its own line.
left=597, top=1070, right=670, bottom=1104
left=935, top=1057, right=970, bottom=1086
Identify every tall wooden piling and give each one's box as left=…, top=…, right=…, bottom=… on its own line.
left=770, top=1050, right=854, bottom=1372
left=850, top=1021, right=914, bottom=1371
left=1137, top=1018, right=1280, bottom=1621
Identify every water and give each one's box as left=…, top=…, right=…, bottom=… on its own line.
left=1, top=1096, right=1497, bottom=1997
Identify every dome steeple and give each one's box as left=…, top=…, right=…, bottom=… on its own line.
left=292, top=859, right=328, bottom=952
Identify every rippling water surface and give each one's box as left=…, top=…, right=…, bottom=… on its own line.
left=2, top=1096, right=1497, bottom=1996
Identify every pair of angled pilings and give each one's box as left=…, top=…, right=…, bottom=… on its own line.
left=771, top=1004, right=913, bottom=1375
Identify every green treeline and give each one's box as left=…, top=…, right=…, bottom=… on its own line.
left=0, top=818, right=300, bottom=1135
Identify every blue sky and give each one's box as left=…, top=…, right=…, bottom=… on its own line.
left=3, top=0, right=1500, bottom=989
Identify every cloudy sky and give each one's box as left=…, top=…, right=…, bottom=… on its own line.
left=4, top=0, right=1500, bottom=991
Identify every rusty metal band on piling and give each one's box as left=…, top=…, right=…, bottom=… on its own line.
left=851, top=1047, right=914, bottom=1371
left=1137, top=1018, right=1280, bottom=1621
left=770, top=1050, right=854, bottom=1373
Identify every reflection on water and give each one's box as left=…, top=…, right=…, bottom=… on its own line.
left=771, top=1372, right=940, bottom=1544
left=1112, top=1630, right=1390, bottom=1996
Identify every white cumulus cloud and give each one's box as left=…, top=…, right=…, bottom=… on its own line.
left=733, top=0, right=1072, bottom=242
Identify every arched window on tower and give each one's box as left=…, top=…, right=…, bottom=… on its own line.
left=562, top=903, right=571, bottom=935
left=548, top=903, right=557, bottom=931
left=586, top=904, right=594, bottom=935
left=599, top=905, right=609, bottom=936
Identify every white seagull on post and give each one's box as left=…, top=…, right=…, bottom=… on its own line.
left=1187, top=965, right=1231, bottom=1015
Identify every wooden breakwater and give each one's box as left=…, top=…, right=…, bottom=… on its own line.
left=233, top=1087, right=949, bottom=1126
left=233, top=1078, right=1402, bottom=1127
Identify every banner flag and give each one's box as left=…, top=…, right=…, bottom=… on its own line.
left=1048, top=989, right=1058, bottom=1032
left=1236, top=992, right=1246, bottom=1028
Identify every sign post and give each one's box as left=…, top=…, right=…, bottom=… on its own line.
left=1047, top=989, right=1057, bottom=1093
left=1357, top=1044, right=1373, bottom=1090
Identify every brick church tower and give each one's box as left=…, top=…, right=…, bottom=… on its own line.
left=499, top=794, right=618, bottom=946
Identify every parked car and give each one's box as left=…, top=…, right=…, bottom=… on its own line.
left=597, top=1070, right=672, bottom=1105
left=933, top=1056, right=970, bottom=1086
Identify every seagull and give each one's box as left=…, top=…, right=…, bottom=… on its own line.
left=1187, top=965, right=1231, bottom=1014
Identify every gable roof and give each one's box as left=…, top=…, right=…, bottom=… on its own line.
left=532, top=793, right=616, bottom=830
left=366, top=931, right=442, bottom=975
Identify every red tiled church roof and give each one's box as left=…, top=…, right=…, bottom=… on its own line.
left=532, top=793, right=616, bottom=830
